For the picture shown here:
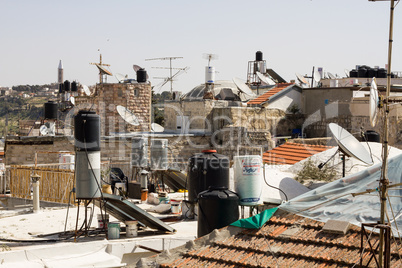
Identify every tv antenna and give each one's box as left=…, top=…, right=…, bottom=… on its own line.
left=90, top=53, right=112, bottom=84
left=145, top=57, right=186, bottom=96
left=203, top=53, right=218, bottom=67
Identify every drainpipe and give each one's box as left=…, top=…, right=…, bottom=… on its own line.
left=31, top=174, right=41, bottom=213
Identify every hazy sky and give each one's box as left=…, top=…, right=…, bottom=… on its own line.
left=1, top=0, right=401, bottom=93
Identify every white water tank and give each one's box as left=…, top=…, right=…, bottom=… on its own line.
left=233, top=155, right=263, bottom=206
left=205, top=66, right=215, bottom=84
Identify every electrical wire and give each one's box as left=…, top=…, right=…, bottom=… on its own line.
left=263, top=164, right=288, bottom=202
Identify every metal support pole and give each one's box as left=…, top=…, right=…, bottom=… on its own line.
left=31, top=174, right=41, bottom=213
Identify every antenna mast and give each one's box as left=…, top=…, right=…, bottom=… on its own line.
left=90, top=54, right=111, bottom=83
left=145, top=57, right=184, bottom=96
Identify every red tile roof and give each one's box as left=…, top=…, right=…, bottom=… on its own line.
left=263, top=142, right=333, bottom=165
left=160, top=211, right=402, bottom=267
left=247, top=83, right=294, bottom=105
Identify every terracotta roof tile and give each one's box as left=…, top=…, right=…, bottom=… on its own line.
left=160, top=212, right=402, bottom=267
left=247, top=83, right=295, bottom=105
left=263, top=142, right=333, bottom=165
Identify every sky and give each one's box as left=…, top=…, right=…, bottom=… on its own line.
left=1, top=0, right=402, bottom=94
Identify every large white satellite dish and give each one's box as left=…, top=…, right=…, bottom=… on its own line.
left=151, top=123, right=164, bottom=132
left=256, top=71, right=275, bottom=86
left=328, top=123, right=373, bottom=165
left=70, top=96, right=75, bottom=106
left=116, top=105, right=140, bottom=126
left=295, top=73, right=310, bottom=87
left=369, top=77, right=379, bottom=127
left=95, top=64, right=112, bottom=76
left=232, top=77, right=255, bottom=96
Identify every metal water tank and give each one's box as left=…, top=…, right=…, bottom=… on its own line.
left=197, top=186, right=239, bottom=237
left=233, top=155, right=263, bottom=206
left=74, top=111, right=100, bottom=151
left=255, top=51, right=263, bottom=61
left=364, top=130, right=380, bottom=143
left=74, top=110, right=101, bottom=199
left=44, top=101, right=58, bottom=120
left=71, top=81, right=78, bottom=92
left=378, top=68, right=387, bottom=78
left=358, top=67, right=367, bottom=78
left=132, top=137, right=148, bottom=168
left=188, top=150, right=230, bottom=202
left=150, top=139, right=168, bottom=170
left=349, top=69, right=358, bottom=78
left=64, top=80, right=71, bottom=91
left=137, top=68, right=147, bottom=83
left=205, top=66, right=215, bottom=84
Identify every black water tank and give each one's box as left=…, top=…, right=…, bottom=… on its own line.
left=358, top=67, right=367, bottom=78
left=74, top=110, right=100, bottom=151
left=64, top=80, right=71, bottom=91
left=367, top=67, right=376, bottom=78
left=255, top=51, right=263, bottom=61
left=349, top=69, right=358, bottom=78
left=188, top=150, right=230, bottom=202
left=71, top=81, right=78, bottom=92
left=44, top=101, right=58, bottom=120
left=197, top=186, right=239, bottom=237
left=364, top=130, right=380, bottom=143
left=378, top=68, right=387, bottom=78
left=58, top=83, right=64, bottom=93
left=137, top=68, right=147, bottom=83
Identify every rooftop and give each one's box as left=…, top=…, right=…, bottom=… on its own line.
left=263, top=142, right=333, bottom=165
left=247, top=83, right=295, bottom=105
left=159, top=210, right=402, bottom=267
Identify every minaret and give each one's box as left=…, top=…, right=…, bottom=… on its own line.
left=58, top=60, right=63, bottom=84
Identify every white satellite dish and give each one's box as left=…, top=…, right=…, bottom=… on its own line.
left=256, top=71, right=275, bottom=86
left=369, top=77, right=379, bottom=127
left=115, top=73, right=126, bottom=83
left=82, top=85, right=91, bottom=96
left=116, top=105, right=140, bottom=126
left=151, top=123, right=164, bottom=132
left=295, top=73, right=310, bottom=87
left=39, top=125, right=48, bottom=136
left=327, top=72, right=336, bottom=79
left=70, top=96, right=75, bottom=106
left=232, top=77, right=255, bottom=96
left=328, top=123, right=373, bottom=165
left=313, top=70, right=321, bottom=83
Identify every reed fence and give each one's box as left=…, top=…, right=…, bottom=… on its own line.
left=9, top=165, right=75, bottom=205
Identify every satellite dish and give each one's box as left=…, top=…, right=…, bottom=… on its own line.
left=295, top=73, right=310, bottom=87
left=115, top=73, right=126, bottom=83
left=70, top=96, right=75, bottom=106
left=313, top=70, right=321, bottom=83
left=327, top=72, right=336, bottom=79
left=82, top=85, right=91, bottom=96
left=151, top=123, right=164, bottom=132
left=116, top=105, right=140, bottom=126
left=39, top=125, right=48, bottom=136
left=344, top=69, right=350, bottom=78
left=256, top=71, right=275, bottom=86
left=328, top=123, right=373, bottom=165
left=232, top=77, right=255, bottom=96
left=95, top=64, right=112, bottom=76
left=369, top=77, right=379, bottom=127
